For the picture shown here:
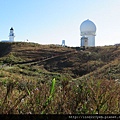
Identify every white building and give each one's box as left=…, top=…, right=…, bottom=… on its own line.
left=1, top=27, right=15, bottom=42
left=80, top=19, right=96, bottom=47
left=62, top=40, right=65, bottom=46
left=9, top=27, right=15, bottom=42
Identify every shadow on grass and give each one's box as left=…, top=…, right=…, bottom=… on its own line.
left=0, top=42, right=12, bottom=57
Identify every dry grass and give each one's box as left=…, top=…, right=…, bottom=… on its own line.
left=0, top=42, right=120, bottom=114
left=0, top=77, right=120, bottom=114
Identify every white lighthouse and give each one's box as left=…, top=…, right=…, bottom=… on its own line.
left=9, top=27, right=15, bottom=42
left=80, top=19, right=96, bottom=47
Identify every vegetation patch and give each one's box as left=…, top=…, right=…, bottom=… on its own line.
left=0, top=42, right=120, bottom=114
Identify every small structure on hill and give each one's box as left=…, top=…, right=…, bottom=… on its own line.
left=62, top=40, right=65, bottom=47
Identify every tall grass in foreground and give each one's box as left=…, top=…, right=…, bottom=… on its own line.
left=41, top=78, right=56, bottom=114
left=0, top=77, right=120, bottom=114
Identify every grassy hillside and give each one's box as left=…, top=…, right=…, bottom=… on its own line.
left=0, top=42, right=120, bottom=78
left=0, top=42, right=120, bottom=114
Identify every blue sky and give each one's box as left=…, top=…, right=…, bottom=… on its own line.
left=0, top=0, right=120, bottom=46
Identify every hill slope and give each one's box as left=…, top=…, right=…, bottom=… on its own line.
left=0, top=42, right=120, bottom=80
left=0, top=42, right=120, bottom=114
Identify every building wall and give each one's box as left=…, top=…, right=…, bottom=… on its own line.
left=81, top=35, right=95, bottom=47
left=9, top=36, right=14, bottom=42
left=87, top=35, right=95, bottom=46
left=81, top=37, right=88, bottom=47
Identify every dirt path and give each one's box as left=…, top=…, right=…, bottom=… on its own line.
left=13, top=50, right=77, bottom=66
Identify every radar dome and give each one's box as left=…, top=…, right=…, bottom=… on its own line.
left=80, top=19, right=96, bottom=36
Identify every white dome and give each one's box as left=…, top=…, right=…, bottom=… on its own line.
left=80, top=19, right=96, bottom=36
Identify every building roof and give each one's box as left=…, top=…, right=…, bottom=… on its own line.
left=10, top=27, right=14, bottom=30
left=80, top=19, right=96, bottom=33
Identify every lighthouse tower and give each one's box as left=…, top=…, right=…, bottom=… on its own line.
left=9, top=27, right=15, bottom=42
